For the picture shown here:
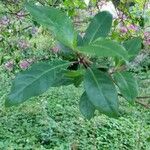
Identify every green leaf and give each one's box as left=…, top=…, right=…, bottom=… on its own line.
left=123, top=37, right=142, bottom=60
left=25, top=3, right=77, bottom=48
left=79, top=92, right=95, bottom=119
left=57, top=33, right=83, bottom=58
left=77, top=34, right=83, bottom=46
left=83, top=11, right=113, bottom=44
left=84, top=68, right=119, bottom=117
left=78, top=38, right=128, bottom=61
left=114, top=71, right=138, bottom=103
left=6, top=60, right=72, bottom=106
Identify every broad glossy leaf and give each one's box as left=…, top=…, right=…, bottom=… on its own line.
left=77, top=34, right=83, bottom=46
left=79, top=92, right=95, bottom=119
left=114, top=71, right=138, bottom=103
left=123, top=37, right=142, bottom=60
left=6, top=60, right=71, bottom=106
left=25, top=3, right=77, bottom=48
left=84, top=68, right=119, bottom=117
left=78, top=38, right=128, bottom=61
left=83, top=11, right=113, bottom=44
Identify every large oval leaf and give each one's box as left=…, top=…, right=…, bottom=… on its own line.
left=25, top=3, right=77, bottom=48
left=84, top=68, right=119, bottom=117
left=83, top=11, right=113, bottom=44
left=6, top=60, right=71, bottom=106
left=79, top=92, right=95, bottom=119
left=114, top=71, right=139, bottom=103
left=78, top=38, right=128, bottom=61
left=123, top=37, right=142, bottom=60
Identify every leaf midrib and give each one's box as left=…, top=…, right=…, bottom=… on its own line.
left=80, top=42, right=126, bottom=59
left=88, top=13, right=111, bottom=44
left=117, top=73, right=132, bottom=100
left=88, top=68, right=114, bottom=111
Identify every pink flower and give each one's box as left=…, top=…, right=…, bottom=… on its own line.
left=128, top=24, right=139, bottom=31
left=18, top=40, right=29, bottom=49
left=0, top=16, right=10, bottom=26
left=144, top=32, right=149, bottom=38
left=51, top=46, right=60, bottom=53
left=19, top=60, right=31, bottom=70
left=16, top=11, right=25, bottom=20
left=145, top=38, right=150, bottom=46
left=120, top=26, right=128, bottom=33
left=118, top=11, right=127, bottom=20
left=4, top=60, right=14, bottom=71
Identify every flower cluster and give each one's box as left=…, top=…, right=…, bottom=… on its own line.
left=18, top=39, right=29, bottom=50
left=4, top=59, right=33, bottom=71
left=51, top=46, right=60, bottom=53
left=4, top=60, right=14, bottom=71
left=118, top=11, right=127, bottom=20
left=19, top=59, right=32, bottom=70
left=0, top=16, right=10, bottom=26
left=16, top=11, right=25, bottom=20
left=119, top=24, right=139, bottom=34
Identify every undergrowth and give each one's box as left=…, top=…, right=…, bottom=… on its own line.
left=0, top=67, right=150, bottom=150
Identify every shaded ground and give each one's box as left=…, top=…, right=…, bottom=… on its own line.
left=0, top=67, right=150, bottom=150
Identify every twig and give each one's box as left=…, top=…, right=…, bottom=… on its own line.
left=16, top=25, right=32, bottom=33
left=118, top=93, right=150, bottom=109
left=137, top=96, right=150, bottom=99
left=135, top=100, right=150, bottom=109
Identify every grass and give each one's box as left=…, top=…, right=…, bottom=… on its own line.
left=0, top=67, right=150, bottom=150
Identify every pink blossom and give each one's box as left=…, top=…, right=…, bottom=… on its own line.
left=120, top=26, right=128, bottom=33
left=144, top=32, right=150, bottom=38
left=128, top=24, right=139, bottom=31
left=19, top=60, right=31, bottom=70
left=145, top=38, right=150, bottom=46
left=118, top=11, right=127, bottom=20
left=18, top=40, right=29, bottom=49
left=4, top=60, right=14, bottom=71
left=0, top=16, right=10, bottom=26
left=51, top=46, right=60, bottom=53
left=16, top=11, right=25, bottom=20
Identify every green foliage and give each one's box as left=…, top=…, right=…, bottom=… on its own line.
left=25, top=3, right=77, bottom=48
left=114, top=71, right=138, bottom=103
left=7, top=60, right=72, bottom=106
left=83, top=11, right=113, bottom=44
left=6, top=2, right=143, bottom=119
left=79, top=92, right=95, bottom=119
left=0, top=68, right=150, bottom=149
left=0, top=0, right=150, bottom=149
left=78, top=38, right=128, bottom=61
left=123, top=37, right=142, bottom=60
left=84, top=68, right=119, bottom=117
